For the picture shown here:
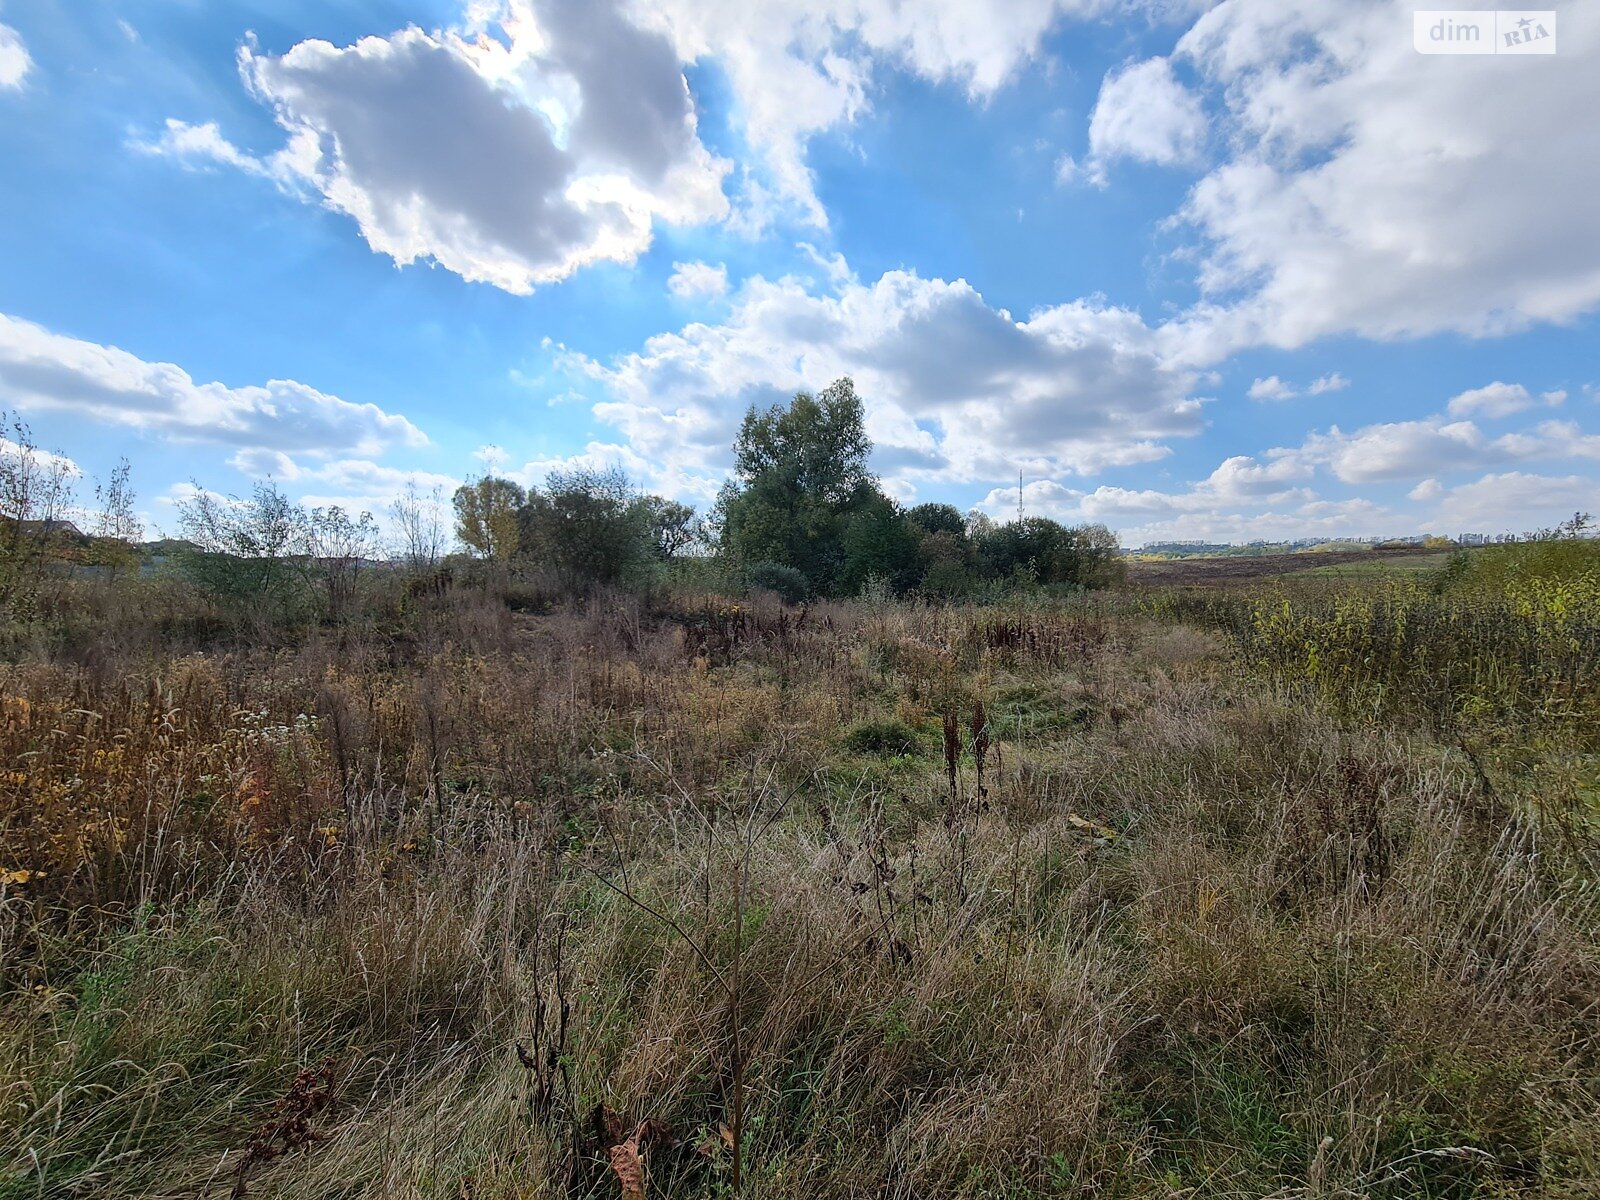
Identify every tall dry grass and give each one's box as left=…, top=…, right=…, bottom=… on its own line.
left=2, top=584, right=1597, bottom=1198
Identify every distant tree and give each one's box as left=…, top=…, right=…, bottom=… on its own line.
left=1069, top=523, right=1126, bottom=589
left=916, top=530, right=974, bottom=596
left=965, top=511, right=998, bottom=542
left=304, top=505, right=379, bottom=623
left=520, top=467, right=655, bottom=587
left=389, top=480, right=448, bottom=567
left=93, top=458, right=142, bottom=543
left=977, top=516, right=1064, bottom=584
left=906, top=502, right=966, bottom=538
left=0, top=413, right=77, bottom=609
left=1531, top=512, right=1594, bottom=541
left=89, top=458, right=142, bottom=576
left=642, top=496, right=697, bottom=562
left=453, top=476, right=524, bottom=562
left=179, top=484, right=381, bottom=622
left=905, top=503, right=975, bottom=595
left=977, top=517, right=1125, bottom=589
left=718, top=378, right=886, bottom=595
left=177, top=481, right=310, bottom=611
left=732, top=379, right=872, bottom=503
left=839, top=494, right=920, bottom=595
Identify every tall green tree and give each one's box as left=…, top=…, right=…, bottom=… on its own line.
left=718, top=378, right=885, bottom=596
left=641, top=496, right=697, bottom=562
left=905, top=503, right=966, bottom=538
left=520, top=467, right=655, bottom=587
left=906, top=503, right=976, bottom=595
left=839, top=494, right=920, bottom=596
left=1069, top=522, right=1127, bottom=589
left=732, top=378, right=872, bottom=503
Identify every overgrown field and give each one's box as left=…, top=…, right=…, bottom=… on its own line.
left=3, top=556, right=1599, bottom=1198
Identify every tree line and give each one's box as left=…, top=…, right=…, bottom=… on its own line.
left=446, top=378, right=1124, bottom=600
left=1, top=380, right=1124, bottom=625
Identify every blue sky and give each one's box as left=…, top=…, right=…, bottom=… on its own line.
left=0, top=0, right=1595, bottom=546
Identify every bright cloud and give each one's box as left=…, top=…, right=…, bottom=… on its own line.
left=222, top=0, right=729, bottom=293
left=1069, top=56, right=1206, bottom=183
left=966, top=382, right=1600, bottom=544
left=1431, top=471, right=1600, bottom=533
left=1164, top=0, right=1600, bottom=358
left=645, top=0, right=1060, bottom=225
left=644, top=0, right=1204, bottom=226
left=0, top=312, right=427, bottom=458
left=0, top=21, right=29, bottom=90
left=667, top=260, right=729, bottom=298
left=224, top=449, right=460, bottom=516
left=0, top=436, right=79, bottom=480
left=1248, top=375, right=1295, bottom=401
left=1445, top=381, right=1566, bottom=419
left=294, top=462, right=462, bottom=520
left=1247, top=373, right=1349, bottom=402
left=1300, top=415, right=1600, bottom=484
left=132, top=119, right=277, bottom=178
left=571, top=264, right=1206, bottom=500
left=975, top=473, right=1394, bottom=546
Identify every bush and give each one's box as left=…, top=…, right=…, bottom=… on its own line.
left=519, top=467, right=654, bottom=589
left=1237, top=573, right=1600, bottom=749
left=746, top=561, right=810, bottom=603
left=842, top=718, right=922, bottom=756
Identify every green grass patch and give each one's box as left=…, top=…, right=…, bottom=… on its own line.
left=842, top=718, right=923, bottom=756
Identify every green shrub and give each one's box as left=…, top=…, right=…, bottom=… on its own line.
left=746, top=561, right=810, bottom=603
left=842, top=718, right=922, bottom=756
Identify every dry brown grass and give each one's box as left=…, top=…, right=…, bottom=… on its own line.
left=2, top=586, right=1597, bottom=1198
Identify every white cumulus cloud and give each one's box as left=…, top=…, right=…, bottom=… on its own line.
left=0, top=21, right=30, bottom=90
left=1299, top=415, right=1600, bottom=484
left=1163, top=0, right=1600, bottom=359
left=1248, top=375, right=1295, bottom=401
left=667, top=261, right=729, bottom=298
left=1445, top=381, right=1566, bottom=419
left=972, top=387, right=1600, bottom=544
left=1068, top=56, right=1206, bottom=184
left=568, top=264, right=1206, bottom=500
left=1431, top=472, right=1600, bottom=534
left=1248, top=372, right=1349, bottom=402
left=976, top=473, right=1394, bottom=546
left=643, top=0, right=1203, bottom=226
left=220, top=0, right=729, bottom=293
left=132, top=119, right=277, bottom=177
left=0, top=312, right=427, bottom=458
